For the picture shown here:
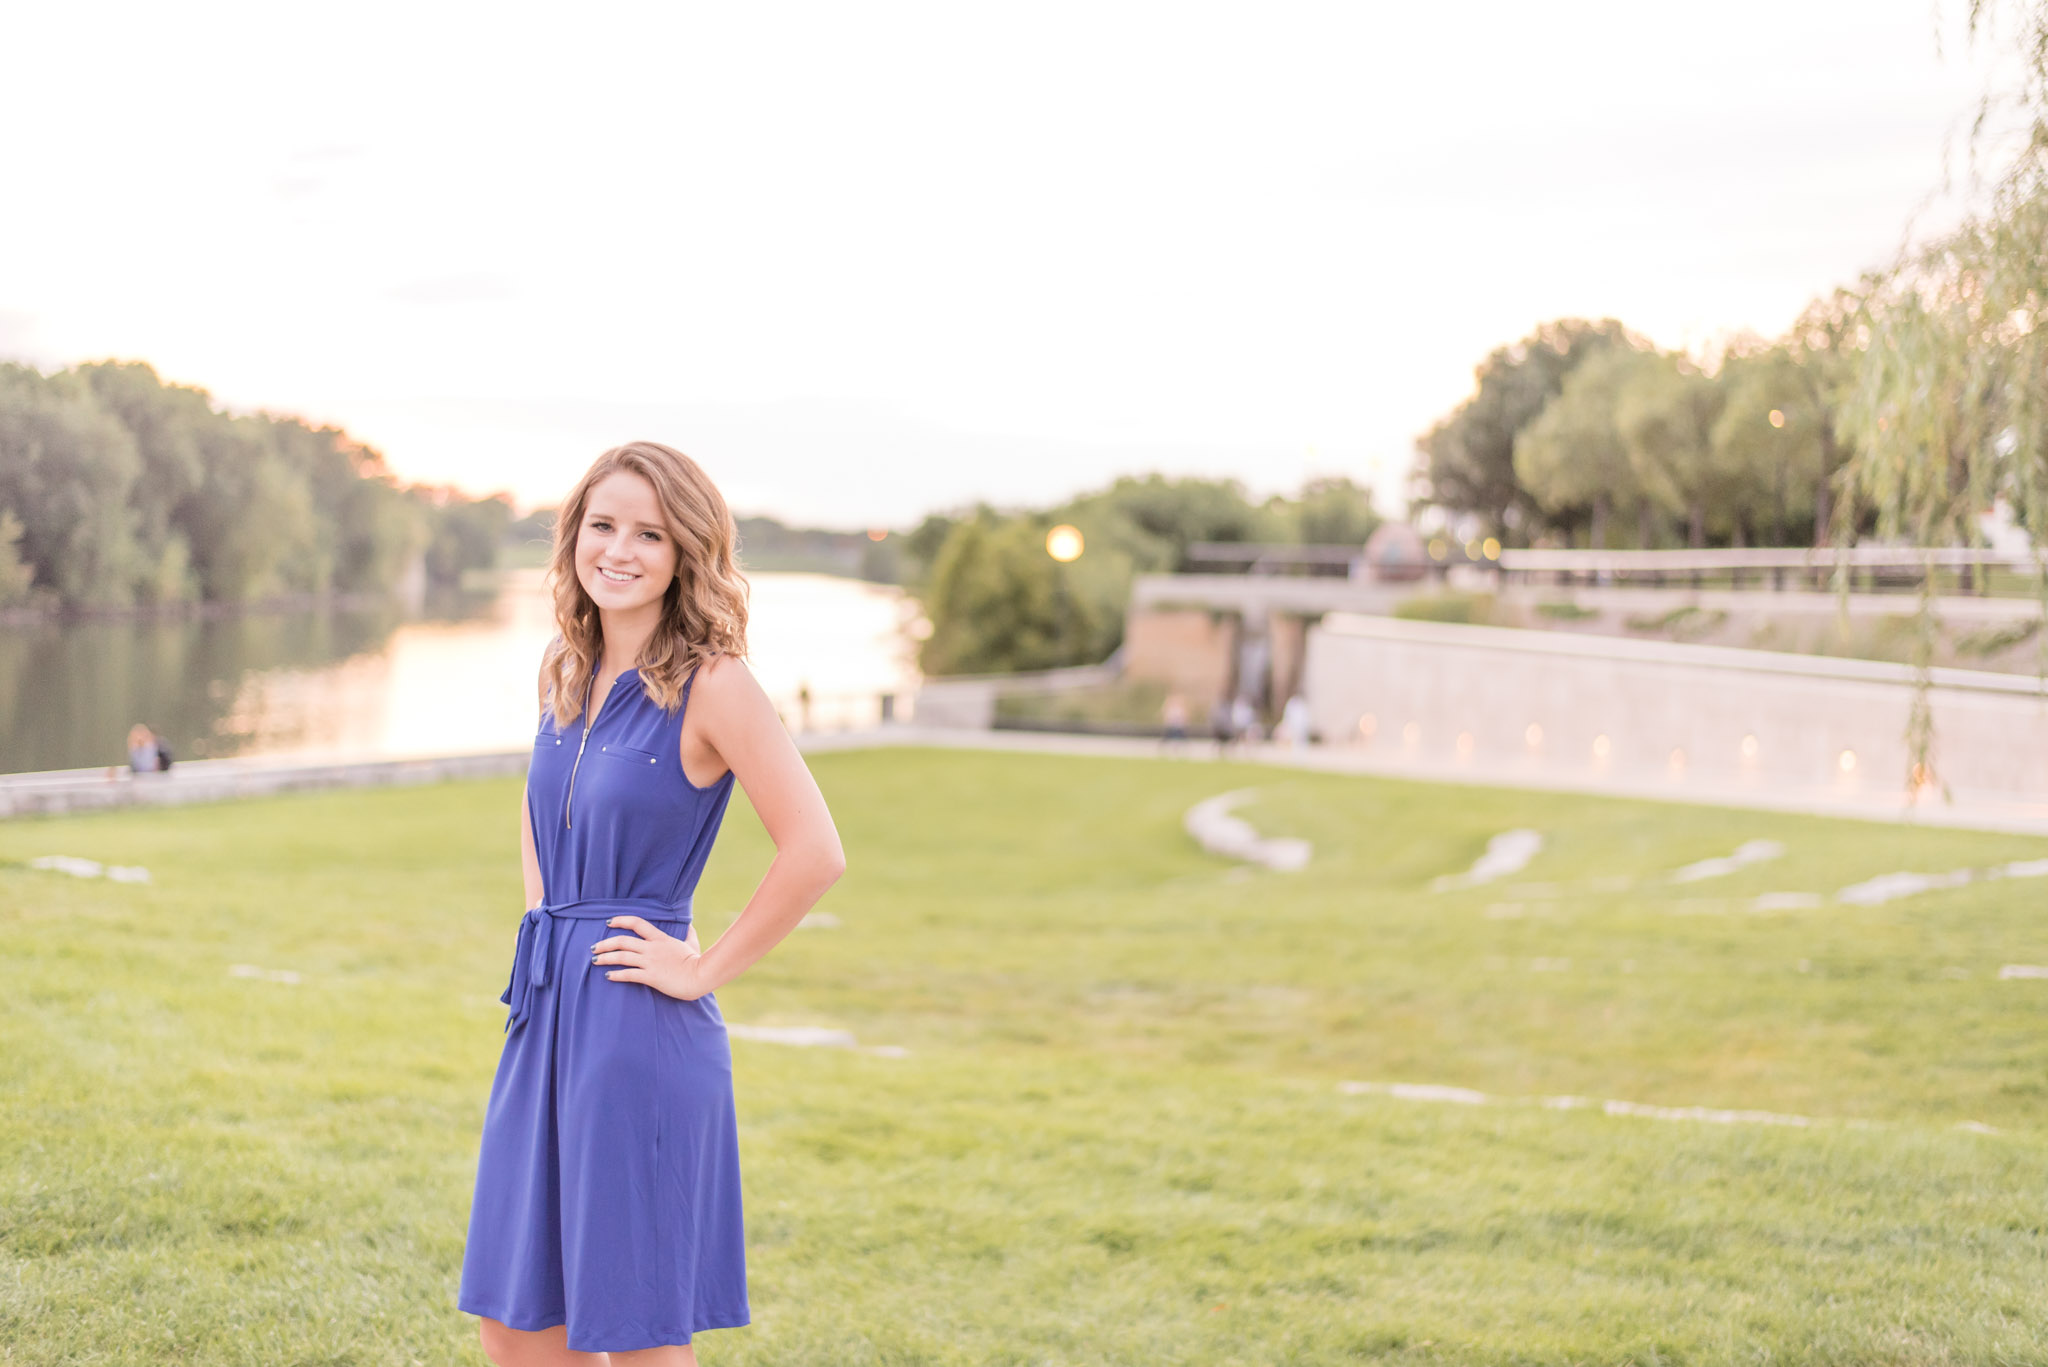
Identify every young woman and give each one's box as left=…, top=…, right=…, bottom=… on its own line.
left=460, top=441, right=846, bottom=1366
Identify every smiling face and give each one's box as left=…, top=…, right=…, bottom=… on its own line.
left=574, top=470, right=680, bottom=618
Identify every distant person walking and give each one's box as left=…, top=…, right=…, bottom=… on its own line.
left=460, top=441, right=846, bottom=1367
left=1209, top=698, right=1235, bottom=756
left=1160, top=691, right=1190, bottom=752
left=1230, top=695, right=1261, bottom=747
left=1280, top=693, right=1312, bottom=748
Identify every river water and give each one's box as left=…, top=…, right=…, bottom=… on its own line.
left=0, top=570, right=924, bottom=774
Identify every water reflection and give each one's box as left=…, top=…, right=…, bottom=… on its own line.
left=0, top=570, right=921, bottom=773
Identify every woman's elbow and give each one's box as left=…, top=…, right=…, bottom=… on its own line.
left=811, top=836, right=843, bottom=889
left=816, top=840, right=847, bottom=885
left=776, top=829, right=845, bottom=885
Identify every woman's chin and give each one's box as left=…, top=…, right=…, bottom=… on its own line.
left=583, top=577, right=657, bottom=611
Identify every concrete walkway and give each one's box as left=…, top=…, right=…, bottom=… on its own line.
left=0, top=751, right=530, bottom=819
left=5, top=725, right=2046, bottom=837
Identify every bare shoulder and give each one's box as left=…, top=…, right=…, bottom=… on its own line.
left=687, top=653, right=768, bottom=713
left=683, top=654, right=786, bottom=762
left=680, top=654, right=778, bottom=785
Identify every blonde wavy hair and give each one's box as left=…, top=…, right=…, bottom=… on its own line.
left=542, top=441, right=749, bottom=728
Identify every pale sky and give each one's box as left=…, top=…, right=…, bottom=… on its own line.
left=0, top=2, right=2001, bottom=526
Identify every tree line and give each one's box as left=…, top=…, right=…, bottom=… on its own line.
left=1415, top=301, right=1858, bottom=551
left=910, top=474, right=1380, bottom=675
left=0, top=361, right=512, bottom=611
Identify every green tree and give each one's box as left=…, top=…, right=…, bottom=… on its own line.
left=898, top=513, right=958, bottom=589
left=0, top=365, right=145, bottom=606
left=317, top=468, right=423, bottom=595
left=76, top=361, right=209, bottom=603
left=1616, top=353, right=1730, bottom=548
left=506, top=507, right=557, bottom=554
left=180, top=417, right=316, bottom=601
left=420, top=488, right=512, bottom=586
left=1416, top=318, right=1639, bottom=541
left=1513, top=346, right=1654, bottom=547
left=1782, top=290, right=1862, bottom=543
left=1275, top=476, right=1382, bottom=545
left=1830, top=0, right=2048, bottom=786
left=270, top=420, right=443, bottom=597
left=1066, top=474, right=1279, bottom=569
left=1709, top=345, right=1839, bottom=547
left=918, top=514, right=1119, bottom=675
left=0, top=359, right=496, bottom=611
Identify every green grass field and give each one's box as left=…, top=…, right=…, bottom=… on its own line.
left=3, top=748, right=2047, bottom=1365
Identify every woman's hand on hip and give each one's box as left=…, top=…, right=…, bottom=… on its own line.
left=590, top=916, right=712, bottom=1001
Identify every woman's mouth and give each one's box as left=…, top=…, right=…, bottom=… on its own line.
left=596, top=567, right=639, bottom=583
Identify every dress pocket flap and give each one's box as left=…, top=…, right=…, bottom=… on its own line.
left=597, top=741, right=660, bottom=766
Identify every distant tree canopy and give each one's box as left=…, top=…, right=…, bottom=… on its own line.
left=1512, top=344, right=1654, bottom=549
left=0, top=361, right=510, bottom=611
left=1417, top=319, right=1641, bottom=543
left=1417, top=314, right=1855, bottom=550
left=732, top=516, right=904, bottom=584
left=917, top=474, right=1381, bottom=675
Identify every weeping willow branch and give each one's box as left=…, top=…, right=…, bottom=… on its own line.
left=1832, top=3, right=2048, bottom=796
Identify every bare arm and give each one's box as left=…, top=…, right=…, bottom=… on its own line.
left=591, top=654, right=843, bottom=997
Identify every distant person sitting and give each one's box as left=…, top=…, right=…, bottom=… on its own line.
left=126, top=724, right=172, bottom=774
left=1230, top=695, right=1261, bottom=746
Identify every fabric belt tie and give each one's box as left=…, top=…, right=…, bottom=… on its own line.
left=501, top=896, right=694, bottom=1033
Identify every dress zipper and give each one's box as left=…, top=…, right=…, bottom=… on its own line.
left=565, top=673, right=599, bottom=829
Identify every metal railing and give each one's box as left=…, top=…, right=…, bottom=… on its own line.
left=1496, top=546, right=2041, bottom=594
left=1185, top=543, right=1365, bottom=576
left=1181, top=541, right=2044, bottom=595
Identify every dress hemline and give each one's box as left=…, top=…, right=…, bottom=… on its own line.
left=459, top=1297, right=752, bottom=1352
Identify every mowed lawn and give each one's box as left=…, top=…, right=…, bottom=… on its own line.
left=2, top=747, right=2047, bottom=1365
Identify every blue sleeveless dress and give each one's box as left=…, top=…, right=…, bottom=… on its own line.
left=459, top=664, right=748, bottom=1351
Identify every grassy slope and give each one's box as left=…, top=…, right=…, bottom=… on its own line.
left=1, top=751, right=2046, bottom=1364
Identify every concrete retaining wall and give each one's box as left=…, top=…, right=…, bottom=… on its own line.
left=1123, top=608, right=1238, bottom=710
left=1303, top=613, right=2048, bottom=804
